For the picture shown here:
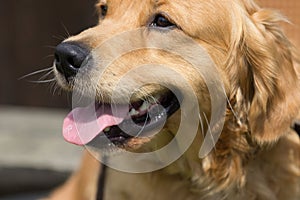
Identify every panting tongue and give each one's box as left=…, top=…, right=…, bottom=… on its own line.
left=62, top=103, right=129, bottom=145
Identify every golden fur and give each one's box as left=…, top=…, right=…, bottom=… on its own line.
left=48, top=0, right=300, bottom=199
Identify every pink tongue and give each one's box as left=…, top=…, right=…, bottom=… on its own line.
left=62, top=104, right=129, bottom=145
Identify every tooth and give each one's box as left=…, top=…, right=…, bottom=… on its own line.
left=104, top=127, right=111, bottom=132
left=140, top=101, right=150, bottom=111
left=129, top=108, right=139, bottom=116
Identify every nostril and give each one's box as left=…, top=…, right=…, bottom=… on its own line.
left=67, top=57, right=75, bottom=68
left=54, top=42, right=89, bottom=79
left=67, top=55, right=85, bottom=69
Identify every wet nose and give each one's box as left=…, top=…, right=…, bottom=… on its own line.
left=54, top=42, right=89, bottom=79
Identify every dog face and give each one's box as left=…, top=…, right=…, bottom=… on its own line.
left=54, top=0, right=300, bottom=170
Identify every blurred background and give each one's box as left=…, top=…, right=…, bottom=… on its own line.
left=0, top=0, right=299, bottom=199
left=0, top=0, right=98, bottom=199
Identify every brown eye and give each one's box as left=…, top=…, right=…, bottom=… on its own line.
left=150, top=14, right=175, bottom=28
left=100, top=4, right=108, bottom=17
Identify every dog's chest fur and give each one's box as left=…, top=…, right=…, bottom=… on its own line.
left=102, top=133, right=300, bottom=200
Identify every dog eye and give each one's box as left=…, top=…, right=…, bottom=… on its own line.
left=100, top=4, right=108, bottom=17
left=150, top=14, right=175, bottom=28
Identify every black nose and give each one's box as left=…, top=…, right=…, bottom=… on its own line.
left=54, top=42, right=89, bottom=79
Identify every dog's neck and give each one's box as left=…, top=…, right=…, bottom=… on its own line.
left=152, top=124, right=256, bottom=195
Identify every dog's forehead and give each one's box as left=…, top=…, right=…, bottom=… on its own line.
left=97, top=0, right=234, bottom=18
left=107, top=0, right=238, bottom=6
left=99, top=0, right=162, bottom=4
left=99, top=0, right=230, bottom=9
left=98, top=0, right=158, bottom=6
left=94, top=0, right=238, bottom=46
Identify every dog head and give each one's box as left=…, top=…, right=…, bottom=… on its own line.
left=54, top=0, right=300, bottom=190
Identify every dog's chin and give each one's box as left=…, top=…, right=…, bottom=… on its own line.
left=85, top=89, right=181, bottom=152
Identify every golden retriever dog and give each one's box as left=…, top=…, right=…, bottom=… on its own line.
left=48, top=0, right=300, bottom=199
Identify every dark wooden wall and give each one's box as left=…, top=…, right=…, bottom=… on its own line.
left=0, top=0, right=98, bottom=108
left=0, top=0, right=299, bottom=108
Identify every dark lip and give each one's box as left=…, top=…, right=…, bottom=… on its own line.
left=87, top=91, right=181, bottom=147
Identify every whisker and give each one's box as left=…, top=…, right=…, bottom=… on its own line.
left=148, top=94, right=159, bottom=104
left=19, top=67, right=53, bottom=80
left=61, top=22, right=71, bottom=38
left=221, top=86, right=240, bottom=123
left=52, top=82, right=63, bottom=96
left=43, top=54, right=54, bottom=59
left=29, top=78, right=56, bottom=84
left=203, top=112, right=217, bottom=153
left=38, top=69, right=54, bottom=81
left=198, top=113, right=205, bottom=139
left=52, top=35, right=66, bottom=41
left=49, top=81, right=57, bottom=95
left=44, top=45, right=56, bottom=50
left=135, top=111, right=150, bottom=138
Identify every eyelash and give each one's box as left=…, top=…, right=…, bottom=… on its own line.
left=97, top=8, right=176, bottom=30
left=149, top=14, right=176, bottom=28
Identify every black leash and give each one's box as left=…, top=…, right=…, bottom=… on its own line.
left=96, top=157, right=108, bottom=200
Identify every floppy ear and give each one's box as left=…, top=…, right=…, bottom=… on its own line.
left=238, top=9, right=300, bottom=143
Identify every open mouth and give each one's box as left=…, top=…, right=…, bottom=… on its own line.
left=102, top=91, right=180, bottom=146
left=62, top=90, right=181, bottom=146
